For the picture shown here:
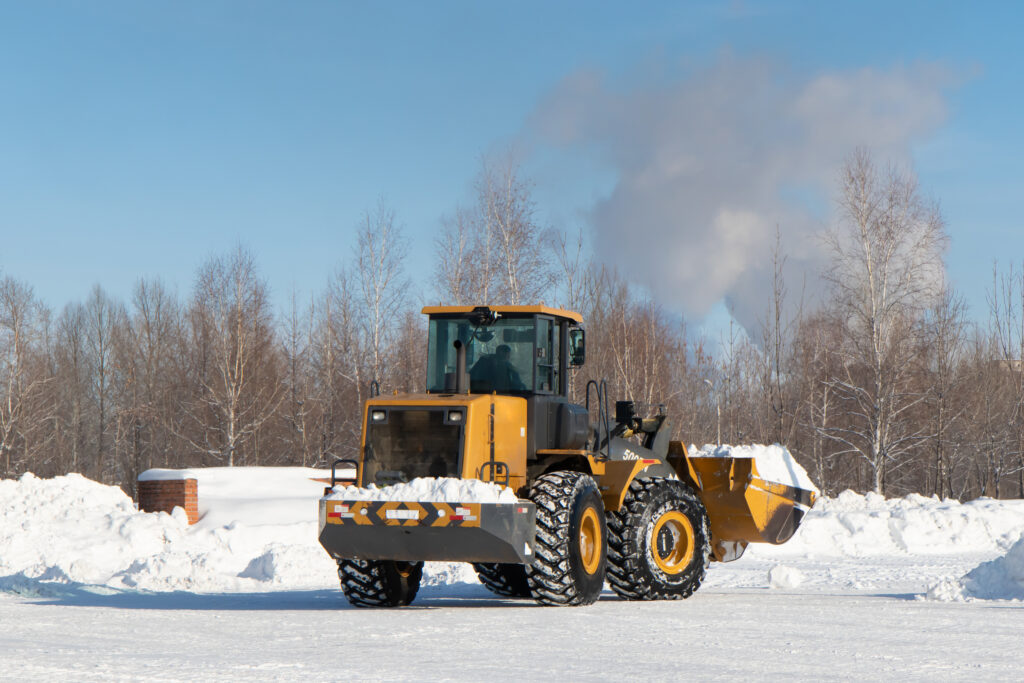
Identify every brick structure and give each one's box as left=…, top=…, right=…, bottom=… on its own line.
left=138, top=478, right=199, bottom=525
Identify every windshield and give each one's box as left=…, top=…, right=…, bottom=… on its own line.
left=426, top=317, right=535, bottom=393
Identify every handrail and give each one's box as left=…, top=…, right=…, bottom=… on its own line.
left=480, top=460, right=510, bottom=487
left=585, top=379, right=612, bottom=459
left=330, top=458, right=359, bottom=488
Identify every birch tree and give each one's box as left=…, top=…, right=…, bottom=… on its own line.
left=822, top=149, right=948, bottom=494
left=433, top=207, right=476, bottom=305
left=184, top=247, right=281, bottom=466
left=434, top=155, right=554, bottom=306
left=477, top=155, right=553, bottom=304
left=0, top=277, right=49, bottom=477
left=356, top=200, right=409, bottom=388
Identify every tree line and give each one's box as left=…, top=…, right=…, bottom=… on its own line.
left=1, top=150, right=1022, bottom=500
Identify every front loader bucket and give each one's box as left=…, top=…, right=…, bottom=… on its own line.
left=318, top=498, right=537, bottom=565
left=686, top=455, right=815, bottom=561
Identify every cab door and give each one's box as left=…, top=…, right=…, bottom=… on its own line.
left=535, top=316, right=561, bottom=394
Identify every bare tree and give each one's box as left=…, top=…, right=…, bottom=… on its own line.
left=355, top=200, right=409, bottom=387
left=759, top=228, right=806, bottom=447
left=821, top=149, right=948, bottom=494
left=554, top=227, right=588, bottom=313
left=183, top=247, right=282, bottom=466
left=314, top=267, right=369, bottom=461
left=280, top=290, right=317, bottom=467
left=433, top=207, right=476, bottom=305
left=923, top=285, right=967, bottom=498
left=115, top=278, right=182, bottom=490
left=389, top=310, right=427, bottom=394
left=0, top=277, right=50, bottom=477
left=84, top=285, right=122, bottom=482
left=434, top=154, right=554, bottom=306
left=477, top=155, right=554, bottom=304
left=52, top=304, right=88, bottom=475
left=987, top=262, right=1024, bottom=496
left=793, top=312, right=844, bottom=494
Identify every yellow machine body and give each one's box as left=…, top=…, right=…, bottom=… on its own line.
left=357, top=393, right=529, bottom=492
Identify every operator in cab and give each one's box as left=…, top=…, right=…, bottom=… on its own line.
left=470, top=344, right=525, bottom=392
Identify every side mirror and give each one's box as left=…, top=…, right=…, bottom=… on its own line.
left=568, top=328, right=585, bottom=366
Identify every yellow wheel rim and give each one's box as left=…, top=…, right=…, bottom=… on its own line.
left=578, top=507, right=602, bottom=575
left=651, top=511, right=694, bottom=574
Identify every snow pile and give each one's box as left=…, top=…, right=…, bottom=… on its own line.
left=419, top=561, right=480, bottom=586
left=238, top=544, right=341, bottom=585
left=927, top=534, right=1024, bottom=601
left=768, top=565, right=804, bottom=589
left=689, top=443, right=819, bottom=494
left=6, top=465, right=1024, bottom=599
left=0, top=473, right=189, bottom=593
left=326, top=476, right=519, bottom=503
left=756, top=490, right=1024, bottom=558
left=0, top=470, right=473, bottom=596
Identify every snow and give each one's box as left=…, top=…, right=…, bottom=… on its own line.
left=0, top=469, right=482, bottom=597
left=928, top=535, right=1024, bottom=602
left=325, top=476, right=519, bottom=503
left=767, top=564, right=804, bottom=589
left=762, top=489, right=1024, bottom=557
left=2, top=466, right=1024, bottom=679
left=689, top=442, right=819, bottom=494
left=144, top=465, right=333, bottom=527
left=4, top=470, right=1023, bottom=597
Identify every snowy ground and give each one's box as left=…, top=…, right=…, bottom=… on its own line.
left=2, top=469, right=1024, bottom=680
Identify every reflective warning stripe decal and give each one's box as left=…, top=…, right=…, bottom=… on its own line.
left=324, top=500, right=484, bottom=528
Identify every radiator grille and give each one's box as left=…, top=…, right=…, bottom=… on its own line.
left=363, top=409, right=463, bottom=486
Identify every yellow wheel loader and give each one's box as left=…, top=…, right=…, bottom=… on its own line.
left=318, top=305, right=815, bottom=607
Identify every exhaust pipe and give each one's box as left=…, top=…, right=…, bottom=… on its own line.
left=454, top=340, right=468, bottom=394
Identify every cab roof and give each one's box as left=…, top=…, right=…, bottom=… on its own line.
left=421, top=305, right=583, bottom=324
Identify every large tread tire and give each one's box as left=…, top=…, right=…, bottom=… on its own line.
left=472, top=562, right=531, bottom=598
left=337, top=559, right=423, bottom=607
left=526, top=470, right=608, bottom=606
left=607, top=477, right=710, bottom=601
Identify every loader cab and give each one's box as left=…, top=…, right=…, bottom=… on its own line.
left=423, top=305, right=585, bottom=398
left=422, top=305, right=590, bottom=461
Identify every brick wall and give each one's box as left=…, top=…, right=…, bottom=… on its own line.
left=138, top=478, right=199, bottom=524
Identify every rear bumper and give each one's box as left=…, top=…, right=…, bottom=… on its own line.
left=318, top=499, right=537, bottom=564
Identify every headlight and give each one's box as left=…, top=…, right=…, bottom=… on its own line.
left=447, top=410, right=463, bottom=423
left=371, top=410, right=387, bottom=422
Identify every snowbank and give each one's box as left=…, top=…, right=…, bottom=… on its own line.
left=754, top=489, right=1024, bottom=558
left=689, top=443, right=819, bottom=494
left=5, top=466, right=1024, bottom=599
left=325, top=477, right=518, bottom=503
left=0, top=470, right=471, bottom=596
left=927, top=534, right=1024, bottom=601
left=0, top=473, right=188, bottom=592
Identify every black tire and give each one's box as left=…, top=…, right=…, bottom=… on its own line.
left=526, top=470, right=607, bottom=606
left=607, top=478, right=710, bottom=601
left=337, top=559, right=423, bottom=607
left=472, top=562, right=531, bottom=598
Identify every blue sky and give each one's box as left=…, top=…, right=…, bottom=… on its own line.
left=1, top=1, right=1021, bottom=331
